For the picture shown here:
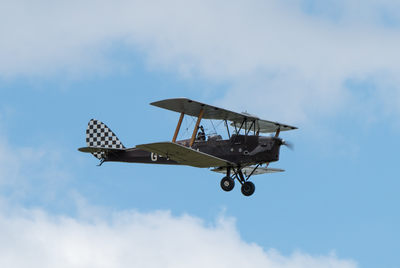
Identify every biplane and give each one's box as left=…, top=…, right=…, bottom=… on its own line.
left=78, top=98, right=297, bottom=196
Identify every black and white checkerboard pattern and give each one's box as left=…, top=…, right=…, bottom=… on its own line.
left=86, top=119, right=125, bottom=159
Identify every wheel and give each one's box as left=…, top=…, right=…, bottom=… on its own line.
left=220, top=176, right=235, bottom=192
left=241, top=181, right=255, bottom=196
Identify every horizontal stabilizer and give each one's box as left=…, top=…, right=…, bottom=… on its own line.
left=211, top=166, right=285, bottom=176
left=136, top=142, right=233, bottom=168
left=78, top=147, right=126, bottom=154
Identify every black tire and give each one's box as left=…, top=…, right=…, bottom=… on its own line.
left=220, top=177, right=235, bottom=192
left=241, top=181, right=255, bottom=196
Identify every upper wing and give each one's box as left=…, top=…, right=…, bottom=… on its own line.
left=136, top=142, right=234, bottom=168
left=211, top=166, right=285, bottom=176
left=150, top=98, right=297, bottom=133
left=231, top=119, right=296, bottom=133
left=151, top=98, right=254, bottom=122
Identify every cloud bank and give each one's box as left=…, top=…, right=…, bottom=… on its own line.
left=2, top=0, right=400, bottom=121
left=0, top=206, right=357, bottom=268
left=0, top=118, right=357, bottom=268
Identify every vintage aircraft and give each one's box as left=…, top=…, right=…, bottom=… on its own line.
left=78, top=98, right=297, bottom=196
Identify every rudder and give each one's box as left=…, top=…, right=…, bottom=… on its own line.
left=86, top=119, right=125, bottom=159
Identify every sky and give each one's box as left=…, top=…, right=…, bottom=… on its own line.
left=0, top=0, right=399, bottom=267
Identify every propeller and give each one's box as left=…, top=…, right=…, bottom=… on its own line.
left=280, top=139, right=294, bottom=150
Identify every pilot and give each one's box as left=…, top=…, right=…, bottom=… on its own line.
left=197, top=125, right=206, bottom=141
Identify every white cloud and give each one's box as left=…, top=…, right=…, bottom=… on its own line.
left=1, top=0, right=400, bottom=121
left=294, top=0, right=400, bottom=26
left=0, top=138, right=21, bottom=186
left=0, top=205, right=357, bottom=268
left=0, top=135, right=71, bottom=202
left=0, top=128, right=357, bottom=268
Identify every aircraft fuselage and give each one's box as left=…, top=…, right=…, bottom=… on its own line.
left=105, top=134, right=282, bottom=167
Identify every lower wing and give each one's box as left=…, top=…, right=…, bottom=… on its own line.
left=136, top=142, right=233, bottom=168
left=211, top=166, right=284, bottom=176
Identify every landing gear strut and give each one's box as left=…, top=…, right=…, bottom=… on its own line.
left=235, top=168, right=256, bottom=196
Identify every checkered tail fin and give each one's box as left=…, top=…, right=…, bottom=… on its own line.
left=86, top=119, right=125, bottom=159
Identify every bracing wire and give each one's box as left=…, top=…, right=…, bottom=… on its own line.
left=210, top=119, right=217, bottom=135
left=178, top=116, right=227, bottom=140
left=209, top=119, right=225, bottom=136
left=180, top=116, right=196, bottom=140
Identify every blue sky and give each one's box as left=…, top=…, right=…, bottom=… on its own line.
left=0, top=1, right=399, bottom=267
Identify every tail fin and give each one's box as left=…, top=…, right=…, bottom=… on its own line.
left=86, top=119, right=125, bottom=159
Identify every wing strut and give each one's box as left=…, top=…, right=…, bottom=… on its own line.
left=274, top=128, right=281, bottom=137
left=224, top=120, right=231, bottom=138
left=172, top=112, right=184, bottom=143
left=189, top=109, right=204, bottom=147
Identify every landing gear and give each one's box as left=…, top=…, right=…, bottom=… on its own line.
left=220, top=167, right=235, bottom=191
left=220, top=165, right=261, bottom=196
left=220, top=177, right=235, bottom=191
left=241, top=181, right=255, bottom=196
